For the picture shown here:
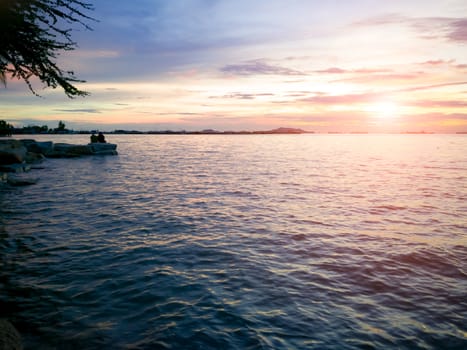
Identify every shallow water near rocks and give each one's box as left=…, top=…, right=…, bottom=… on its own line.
left=1, top=134, right=466, bottom=349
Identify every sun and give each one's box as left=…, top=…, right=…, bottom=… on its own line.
left=366, top=101, right=400, bottom=119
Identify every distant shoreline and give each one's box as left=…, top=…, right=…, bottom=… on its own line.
left=6, top=127, right=466, bottom=136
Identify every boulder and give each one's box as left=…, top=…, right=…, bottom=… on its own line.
left=89, top=143, right=118, bottom=155
left=0, top=319, right=22, bottom=350
left=21, top=140, right=53, bottom=155
left=48, top=143, right=93, bottom=157
left=25, top=152, right=45, bottom=164
left=0, top=163, right=31, bottom=173
left=7, top=174, right=39, bottom=186
left=36, top=141, right=54, bottom=155
left=0, top=140, right=27, bottom=164
left=20, top=139, right=39, bottom=151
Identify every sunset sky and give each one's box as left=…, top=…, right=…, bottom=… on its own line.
left=1, top=0, right=467, bottom=132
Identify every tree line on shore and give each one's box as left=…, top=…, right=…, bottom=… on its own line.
left=0, top=120, right=72, bottom=136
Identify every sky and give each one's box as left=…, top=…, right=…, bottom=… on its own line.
left=1, top=0, right=467, bottom=132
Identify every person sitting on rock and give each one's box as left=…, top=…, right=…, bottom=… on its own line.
left=90, top=133, right=98, bottom=143
left=97, top=132, right=106, bottom=143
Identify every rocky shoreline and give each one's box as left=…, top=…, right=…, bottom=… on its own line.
left=0, top=139, right=117, bottom=186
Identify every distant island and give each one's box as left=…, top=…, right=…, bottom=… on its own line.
left=132, top=127, right=313, bottom=135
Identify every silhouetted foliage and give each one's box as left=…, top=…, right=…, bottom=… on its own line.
left=58, top=120, right=66, bottom=130
left=7, top=123, right=50, bottom=134
left=0, top=0, right=95, bottom=98
left=24, top=124, right=49, bottom=133
left=0, top=120, right=14, bottom=136
left=51, top=120, right=69, bottom=133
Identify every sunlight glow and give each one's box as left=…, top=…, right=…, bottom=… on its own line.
left=366, top=101, right=400, bottom=119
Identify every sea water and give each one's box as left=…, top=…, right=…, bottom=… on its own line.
left=0, top=134, right=466, bottom=349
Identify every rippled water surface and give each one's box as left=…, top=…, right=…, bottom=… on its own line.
left=1, top=134, right=466, bottom=349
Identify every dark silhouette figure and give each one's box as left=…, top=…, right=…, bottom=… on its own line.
left=90, top=133, right=98, bottom=143
left=97, top=132, right=106, bottom=143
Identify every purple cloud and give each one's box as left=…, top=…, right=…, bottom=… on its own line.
left=53, top=108, right=101, bottom=113
left=221, top=60, right=305, bottom=76
left=446, top=18, right=467, bottom=42
left=419, top=59, right=454, bottom=66
left=411, top=100, right=467, bottom=108
left=333, top=72, right=424, bottom=84
left=353, top=14, right=467, bottom=43
left=315, top=67, right=348, bottom=74
left=210, top=92, right=275, bottom=100
left=300, top=92, right=382, bottom=105
left=397, top=81, right=467, bottom=92
left=314, top=67, right=393, bottom=75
